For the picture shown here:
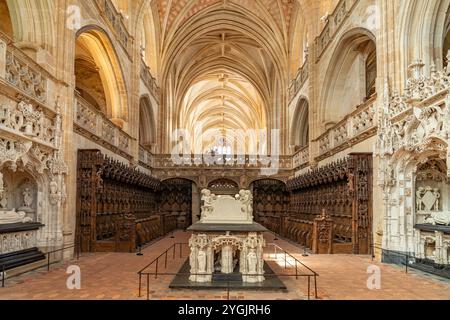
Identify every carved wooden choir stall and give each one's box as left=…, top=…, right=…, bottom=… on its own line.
left=76, top=150, right=168, bottom=253
left=252, top=179, right=289, bottom=235
left=284, top=153, right=373, bottom=254
left=159, top=179, right=193, bottom=231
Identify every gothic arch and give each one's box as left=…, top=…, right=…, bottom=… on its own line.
left=139, top=95, right=157, bottom=149
left=320, top=28, right=377, bottom=128
left=75, top=26, right=129, bottom=125
left=0, top=0, right=13, bottom=38
left=5, top=0, right=55, bottom=53
left=398, top=0, right=450, bottom=84
left=290, top=97, right=309, bottom=149
left=289, top=2, right=309, bottom=79
left=139, top=5, right=160, bottom=78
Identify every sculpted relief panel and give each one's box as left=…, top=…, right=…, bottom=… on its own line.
left=0, top=96, right=67, bottom=251
left=377, top=61, right=450, bottom=266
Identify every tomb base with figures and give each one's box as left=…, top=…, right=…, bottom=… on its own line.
left=170, top=189, right=286, bottom=290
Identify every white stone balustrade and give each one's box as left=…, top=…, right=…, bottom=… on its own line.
left=0, top=32, right=49, bottom=104
left=75, top=94, right=131, bottom=155
left=0, top=100, right=58, bottom=150
left=289, top=57, right=309, bottom=101
left=317, top=95, right=377, bottom=158
left=152, top=154, right=293, bottom=170
left=315, top=0, right=359, bottom=61
left=139, top=145, right=153, bottom=168
left=95, top=0, right=133, bottom=55
left=140, top=60, right=160, bottom=103
left=293, top=145, right=309, bottom=169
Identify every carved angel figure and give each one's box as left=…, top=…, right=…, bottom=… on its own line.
left=247, top=249, right=258, bottom=274
left=416, top=187, right=425, bottom=211
left=236, top=190, right=253, bottom=220
left=23, top=188, right=33, bottom=208
left=200, top=189, right=215, bottom=220
left=197, top=249, right=207, bottom=273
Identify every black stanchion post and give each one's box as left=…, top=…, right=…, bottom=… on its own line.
left=406, top=252, right=408, bottom=274
left=138, top=273, right=142, bottom=297
left=136, top=245, right=143, bottom=256
left=1, top=264, right=4, bottom=288
left=307, top=276, right=311, bottom=300
left=314, top=274, right=318, bottom=299
left=164, top=251, right=168, bottom=268
left=302, top=241, right=309, bottom=257
left=146, top=274, right=150, bottom=300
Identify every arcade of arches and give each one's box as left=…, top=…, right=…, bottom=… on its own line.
left=0, top=0, right=450, bottom=300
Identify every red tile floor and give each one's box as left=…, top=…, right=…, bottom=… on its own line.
left=0, top=230, right=449, bottom=300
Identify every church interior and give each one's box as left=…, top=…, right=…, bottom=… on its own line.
left=0, top=0, right=450, bottom=301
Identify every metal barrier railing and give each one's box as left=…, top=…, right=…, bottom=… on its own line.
left=371, top=245, right=416, bottom=274
left=266, top=242, right=318, bottom=298
left=1, top=244, right=80, bottom=288
left=137, top=242, right=319, bottom=300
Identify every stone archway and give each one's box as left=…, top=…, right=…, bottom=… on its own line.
left=75, top=27, right=129, bottom=126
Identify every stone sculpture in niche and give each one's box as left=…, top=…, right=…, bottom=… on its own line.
left=416, top=186, right=440, bottom=212
left=0, top=209, right=32, bottom=224
left=23, top=188, right=33, bottom=208
left=247, top=249, right=257, bottom=274
left=425, top=212, right=450, bottom=226
left=19, top=186, right=34, bottom=213
left=415, top=186, right=449, bottom=225
left=197, top=249, right=207, bottom=273
left=220, top=245, right=234, bottom=274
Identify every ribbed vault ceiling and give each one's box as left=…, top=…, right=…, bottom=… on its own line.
left=154, top=0, right=296, bottom=153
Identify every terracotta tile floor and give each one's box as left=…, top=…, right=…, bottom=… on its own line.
left=0, top=230, right=449, bottom=300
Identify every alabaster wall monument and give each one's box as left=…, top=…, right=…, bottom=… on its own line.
left=377, top=61, right=450, bottom=267
left=0, top=98, right=67, bottom=256
left=188, top=189, right=266, bottom=284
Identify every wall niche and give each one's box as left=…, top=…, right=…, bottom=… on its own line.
left=0, top=168, right=38, bottom=224
left=415, top=158, right=450, bottom=226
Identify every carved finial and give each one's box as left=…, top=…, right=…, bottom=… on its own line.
left=408, top=59, right=425, bottom=80
left=55, top=96, right=61, bottom=113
